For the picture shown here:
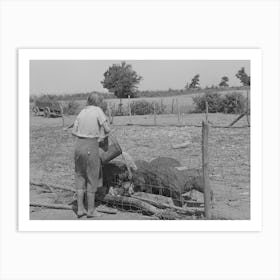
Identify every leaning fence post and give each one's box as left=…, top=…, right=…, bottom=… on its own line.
left=153, top=102, right=157, bottom=125
left=202, top=121, right=211, bottom=219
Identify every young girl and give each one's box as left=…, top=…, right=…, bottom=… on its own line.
left=72, top=93, right=111, bottom=218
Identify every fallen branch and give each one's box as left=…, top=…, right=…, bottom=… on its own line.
left=30, top=181, right=75, bottom=192
left=131, top=195, right=204, bottom=216
left=30, top=202, right=73, bottom=210
left=96, top=205, right=118, bottom=214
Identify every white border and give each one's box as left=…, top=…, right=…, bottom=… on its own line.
left=18, top=49, right=262, bottom=232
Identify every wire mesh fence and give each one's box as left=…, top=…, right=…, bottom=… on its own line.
left=97, top=113, right=250, bottom=220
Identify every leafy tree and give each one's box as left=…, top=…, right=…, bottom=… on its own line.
left=101, top=61, right=142, bottom=101
left=219, top=76, right=229, bottom=87
left=188, top=74, right=200, bottom=89
left=236, top=67, right=250, bottom=86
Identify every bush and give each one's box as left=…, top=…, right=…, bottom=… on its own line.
left=192, top=92, right=247, bottom=114
left=62, top=100, right=80, bottom=115
left=222, top=92, right=246, bottom=114
left=130, top=100, right=166, bottom=115
left=192, top=92, right=223, bottom=113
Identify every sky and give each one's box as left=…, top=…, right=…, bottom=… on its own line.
left=30, top=60, right=250, bottom=95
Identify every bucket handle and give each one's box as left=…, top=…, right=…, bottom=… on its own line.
left=108, top=133, right=117, bottom=145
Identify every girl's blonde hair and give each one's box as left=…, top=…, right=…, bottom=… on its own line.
left=86, top=93, right=99, bottom=106
left=87, top=93, right=107, bottom=112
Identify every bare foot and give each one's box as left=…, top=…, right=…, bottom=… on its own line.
left=87, top=210, right=102, bottom=218
left=77, top=210, right=87, bottom=218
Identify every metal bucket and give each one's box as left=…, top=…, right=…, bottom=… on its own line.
left=99, top=134, right=122, bottom=164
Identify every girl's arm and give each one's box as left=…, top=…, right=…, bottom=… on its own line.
left=98, top=107, right=111, bottom=135
left=102, top=120, right=111, bottom=134
left=71, top=119, right=79, bottom=136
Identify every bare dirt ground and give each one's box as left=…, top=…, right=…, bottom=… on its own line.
left=30, top=112, right=250, bottom=220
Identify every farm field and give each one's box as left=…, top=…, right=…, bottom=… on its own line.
left=64, top=89, right=248, bottom=114
left=30, top=112, right=250, bottom=220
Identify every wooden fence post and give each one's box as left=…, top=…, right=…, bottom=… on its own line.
left=153, top=102, right=157, bottom=125
left=108, top=103, right=113, bottom=124
left=59, top=104, right=64, bottom=128
left=176, top=98, right=180, bottom=123
left=202, top=121, right=211, bottom=219
left=171, top=98, right=174, bottom=114
left=205, top=101, right=209, bottom=122
left=128, top=95, right=132, bottom=124
left=246, top=88, right=250, bottom=126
